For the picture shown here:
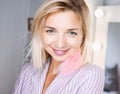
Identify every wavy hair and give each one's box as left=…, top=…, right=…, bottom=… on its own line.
left=31, top=0, right=90, bottom=71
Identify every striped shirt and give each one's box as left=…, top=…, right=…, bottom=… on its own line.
left=13, top=61, right=104, bottom=94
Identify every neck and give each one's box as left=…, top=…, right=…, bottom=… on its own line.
left=49, top=59, right=61, bottom=74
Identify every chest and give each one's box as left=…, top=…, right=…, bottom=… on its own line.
left=41, top=74, right=82, bottom=94
left=42, top=73, right=57, bottom=94
left=22, top=72, right=84, bottom=94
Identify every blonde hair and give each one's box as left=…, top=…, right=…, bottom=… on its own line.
left=31, top=0, right=90, bottom=71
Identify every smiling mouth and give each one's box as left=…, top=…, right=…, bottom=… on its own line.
left=53, top=49, right=69, bottom=56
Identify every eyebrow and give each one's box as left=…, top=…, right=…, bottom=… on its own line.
left=68, top=28, right=79, bottom=31
left=45, top=26, right=79, bottom=31
left=45, top=26, right=55, bottom=29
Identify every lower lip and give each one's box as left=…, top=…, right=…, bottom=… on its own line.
left=53, top=49, right=69, bottom=56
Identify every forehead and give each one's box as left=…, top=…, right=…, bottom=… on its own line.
left=45, top=11, right=81, bottom=29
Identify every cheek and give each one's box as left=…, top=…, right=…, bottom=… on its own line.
left=67, top=38, right=82, bottom=49
left=42, top=35, right=55, bottom=46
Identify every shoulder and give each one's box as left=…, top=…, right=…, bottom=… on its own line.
left=79, top=63, right=104, bottom=76
left=85, top=63, right=104, bottom=79
left=75, top=63, right=105, bottom=83
left=87, top=63, right=104, bottom=76
left=72, top=64, right=105, bottom=93
left=13, top=63, right=35, bottom=93
left=18, top=63, right=37, bottom=79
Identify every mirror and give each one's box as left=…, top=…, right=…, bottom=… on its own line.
left=104, top=22, right=120, bottom=93
left=93, top=6, right=120, bottom=93
left=105, top=22, right=120, bottom=66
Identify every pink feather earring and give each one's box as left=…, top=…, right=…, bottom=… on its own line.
left=59, top=52, right=82, bottom=75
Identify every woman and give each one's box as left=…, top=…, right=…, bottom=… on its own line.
left=13, top=0, right=104, bottom=94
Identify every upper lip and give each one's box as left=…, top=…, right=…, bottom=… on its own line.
left=52, top=48, right=69, bottom=51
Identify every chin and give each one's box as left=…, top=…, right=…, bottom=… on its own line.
left=52, top=56, right=67, bottom=62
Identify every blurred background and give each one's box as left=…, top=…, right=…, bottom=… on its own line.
left=0, top=0, right=120, bottom=94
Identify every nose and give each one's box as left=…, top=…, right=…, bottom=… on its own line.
left=56, top=34, right=66, bottom=48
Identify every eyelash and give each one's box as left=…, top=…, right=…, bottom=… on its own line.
left=45, top=29, right=77, bottom=37
left=68, top=31, right=77, bottom=37
left=46, top=29, right=55, bottom=35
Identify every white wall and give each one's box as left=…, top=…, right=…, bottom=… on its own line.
left=104, top=0, right=120, bottom=5
left=0, top=0, right=29, bottom=94
left=24, top=0, right=44, bottom=50
left=29, top=0, right=44, bottom=17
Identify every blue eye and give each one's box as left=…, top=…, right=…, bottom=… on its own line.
left=68, top=31, right=77, bottom=37
left=46, top=29, right=55, bottom=35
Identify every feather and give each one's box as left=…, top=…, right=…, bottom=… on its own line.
left=59, top=52, right=82, bottom=75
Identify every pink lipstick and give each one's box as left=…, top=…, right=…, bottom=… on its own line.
left=53, top=49, right=69, bottom=56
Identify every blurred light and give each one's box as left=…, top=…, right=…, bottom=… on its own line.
left=92, top=41, right=102, bottom=52
left=95, top=8, right=104, bottom=18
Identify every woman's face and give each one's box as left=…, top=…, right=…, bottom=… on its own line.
left=41, top=11, right=83, bottom=62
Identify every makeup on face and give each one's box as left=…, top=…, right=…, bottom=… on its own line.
left=42, top=11, right=83, bottom=62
